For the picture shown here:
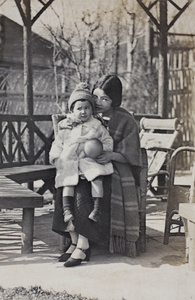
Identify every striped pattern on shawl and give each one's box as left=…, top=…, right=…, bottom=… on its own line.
left=107, top=107, right=142, bottom=257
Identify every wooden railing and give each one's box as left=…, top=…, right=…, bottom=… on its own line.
left=0, top=113, right=190, bottom=170
left=0, top=113, right=155, bottom=168
left=0, top=114, right=54, bottom=168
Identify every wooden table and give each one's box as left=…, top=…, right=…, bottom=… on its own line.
left=0, top=164, right=56, bottom=254
left=0, top=165, right=56, bottom=193
left=179, top=203, right=195, bottom=271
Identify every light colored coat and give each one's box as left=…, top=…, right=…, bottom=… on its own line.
left=49, top=116, right=114, bottom=188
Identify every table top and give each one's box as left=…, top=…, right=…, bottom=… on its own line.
left=0, top=176, right=43, bottom=199
left=0, top=165, right=55, bottom=176
left=0, top=165, right=56, bottom=184
left=0, top=175, right=43, bottom=208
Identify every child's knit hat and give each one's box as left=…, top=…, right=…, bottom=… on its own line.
left=68, top=82, right=95, bottom=111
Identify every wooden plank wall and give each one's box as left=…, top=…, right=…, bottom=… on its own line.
left=167, top=49, right=194, bottom=170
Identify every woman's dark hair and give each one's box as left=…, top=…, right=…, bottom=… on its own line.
left=92, top=75, right=122, bottom=107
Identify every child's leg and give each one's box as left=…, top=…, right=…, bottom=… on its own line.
left=91, top=177, right=104, bottom=198
left=88, top=177, right=103, bottom=222
left=62, top=186, right=75, bottom=222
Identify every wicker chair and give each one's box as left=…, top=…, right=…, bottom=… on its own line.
left=164, top=146, right=195, bottom=246
left=51, top=114, right=148, bottom=256
left=140, top=117, right=182, bottom=201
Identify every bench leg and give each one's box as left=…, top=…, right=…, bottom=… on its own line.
left=189, top=220, right=195, bottom=271
left=21, top=208, right=34, bottom=254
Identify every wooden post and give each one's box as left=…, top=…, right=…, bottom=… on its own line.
left=158, top=0, right=168, bottom=118
left=189, top=163, right=195, bottom=203
left=21, top=207, right=34, bottom=253
left=22, top=0, right=33, bottom=116
left=189, top=63, right=195, bottom=203
left=126, top=13, right=136, bottom=85
left=189, top=164, right=195, bottom=270
left=188, top=220, right=195, bottom=271
left=191, top=62, right=195, bottom=147
left=144, top=17, right=152, bottom=72
left=22, top=0, right=34, bottom=164
left=115, top=12, right=120, bottom=76
left=157, top=0, right=168, bottom=189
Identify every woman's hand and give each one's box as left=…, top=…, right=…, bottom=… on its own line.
left=95, top=151, right=114, bottom=164
left=96, top=151, right=128, bottom=164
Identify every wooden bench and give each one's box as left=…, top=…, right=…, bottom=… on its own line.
left=0, top=164, right=56, bottom=254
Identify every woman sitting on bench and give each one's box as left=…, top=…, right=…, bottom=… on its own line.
left=52, top=75, right=142, bottom=267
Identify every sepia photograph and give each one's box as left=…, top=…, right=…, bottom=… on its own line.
left=0, top=0, right=195, bottom=299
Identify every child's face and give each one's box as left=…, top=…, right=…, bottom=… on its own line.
left=72, top=100, right=93, bottom=122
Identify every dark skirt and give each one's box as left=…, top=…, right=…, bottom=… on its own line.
left=52, top=176, right=111, bottom=249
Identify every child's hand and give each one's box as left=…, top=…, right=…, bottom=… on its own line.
left=54, top=158, right=62, bottom=169
left=60, top=114, right=82, bottom=129
left=59, top=119, right=73, bottom=130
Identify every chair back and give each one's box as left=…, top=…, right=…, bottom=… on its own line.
left=140, top=117, right=182, bottom=176
left=52, top=114, right=66, bottom=137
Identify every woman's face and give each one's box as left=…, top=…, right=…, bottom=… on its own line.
left=93, top=88, right=112, bottom=114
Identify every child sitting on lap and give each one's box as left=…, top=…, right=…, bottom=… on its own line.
left=49, top=82, right=113, bottom=223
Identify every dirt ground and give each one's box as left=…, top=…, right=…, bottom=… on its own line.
left=0, top=189, right=195, bottom=300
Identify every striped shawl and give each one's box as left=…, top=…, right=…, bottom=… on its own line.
left=107, top=107, right=142, bottom=257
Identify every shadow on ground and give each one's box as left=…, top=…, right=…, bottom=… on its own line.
left=0, top=199, right=186, bottom=269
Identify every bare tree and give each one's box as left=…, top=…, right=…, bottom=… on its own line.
left=41, top=1, right=120, bottom=109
